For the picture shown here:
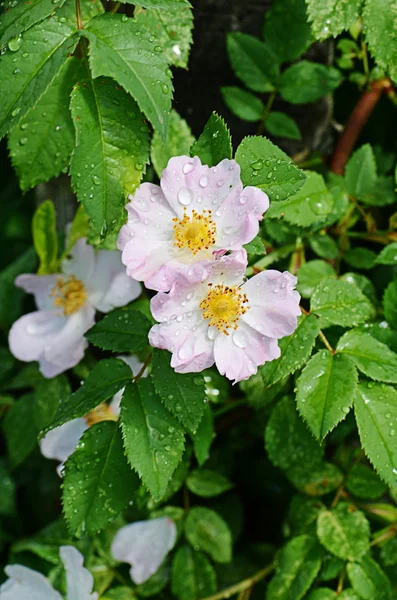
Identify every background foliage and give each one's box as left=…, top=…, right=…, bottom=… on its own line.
left=1, top=0, right=397, bottom=598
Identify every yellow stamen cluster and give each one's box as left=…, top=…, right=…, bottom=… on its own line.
left=173, top=208, right=216, bottom=254
left=199, top=284, right=249, bottom=335
left=51, top=275, right=87, bottom=316
left=84, top=403, right=118, bottom=427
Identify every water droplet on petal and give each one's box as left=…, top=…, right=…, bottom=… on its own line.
left=199, top=175, right=209, bottom=188
left=178, top=187, right=193, bottom=206
left=183, top=162, right=195, bottom=174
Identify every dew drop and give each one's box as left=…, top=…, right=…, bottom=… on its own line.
left=178, top=187, right=193, bottom=206
left=199, top=175, right=209, bottom=188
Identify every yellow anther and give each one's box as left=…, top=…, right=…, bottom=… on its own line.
left=50, top=275, right=87, bottom=316
left=173, top=208, right=216, bottom=254
left=84, top=403, right=118, bottom=427
left=199, top=284, right=249, bottom=335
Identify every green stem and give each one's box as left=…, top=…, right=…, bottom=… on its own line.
left=361, top=38, right=369, bottom=78
left=246, top=244, right=296, bottom=276
left=134, top=353, right=152, bottom=383
left=257, top=91, right=277, bottom=136
left=199, top=563, right=276, bottom=600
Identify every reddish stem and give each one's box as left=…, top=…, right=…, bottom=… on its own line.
left=330, top=78, right=393, bottom=175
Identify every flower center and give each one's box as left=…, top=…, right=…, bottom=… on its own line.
left=84, top=403, right=118, bottom=427
left=173, top=209, right=216, bottom=254
left=199, top=284, right=249, bottom=334
left=50, top=275, right=87, bottom=315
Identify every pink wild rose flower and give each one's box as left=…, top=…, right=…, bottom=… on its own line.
left=8, top=239, right=141, bottom=378
left=149, top=250, right=301, bottom=383
left=117, top=155, right=269, bottom=292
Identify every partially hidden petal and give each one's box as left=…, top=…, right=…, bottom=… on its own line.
left=88, top=250, right=141, bottom=312
left=60, top=546, right=98, bottom=600
left=40, top=418, right=88, bottom=464
left=62, top=239, right=95, bottom=285
left=15, top=274, right=60, bottom=310
left=111, top=518, right=177, bottom=585
left=0, top=565, right=62, bottom=600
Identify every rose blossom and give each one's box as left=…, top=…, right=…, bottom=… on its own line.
left=149, top=250, right=301, bottom=383
left=118, top=155, right=269, bottom=292
left=8, top=239, right=141, bottom=378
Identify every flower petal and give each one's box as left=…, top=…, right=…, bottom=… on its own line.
left=0, top=565, right=62, bottom=600
left=214, top=322, right=280, bottom=384
left=87, top=250, right=141, bottom=313
left=160, top=156, right=242, bottom=217
left=242, top=270, right=301, bottom=338
left=15, top=274, right=59, bottom=310
left=215, top=185, right=269, bottom=249
left=40, top=418, right=88, bottom=464
left=111, top=518, right=177, bottom=585
left=60, top=546, right=98, bottom=600
left=9, top=310, right=67, bottom=364
left=62, top=239, right=95, bottom=285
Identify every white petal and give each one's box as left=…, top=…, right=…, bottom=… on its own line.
left=15, top=274, right=60, bottom=310
left=111, top=518, right=177, bottom=584
left=9, top=310, right=66, bottom=364
left=60, top=546, right=98, bottom=600
left=87, top=251, right=141, bottom=313
left=62, top=239, right=95, bottom=285
left=0, top=565, right=62, bottom=600
left=40, top=419, right=88, bottom=464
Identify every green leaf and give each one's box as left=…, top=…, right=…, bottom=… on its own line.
left=354, top=382, right=397, bottom=488
left=151, top=109, right=195, bottom=178
left=266, top=535, right=323, bottom=600
left=306, top=0, right=363, bottom=40
left=44, top=358, right=133, bottom=434
left=297, top=260, right=336, bottom=298
left=311, top=279, right=373, bottom=327
left=265, top=397, right=323, bottom=471
left=187, top=470, right=233, bottom=498
left=346, top=464, right=387, bottom=500
left=383, top=278, right=397, bottom=329
left=380, top=536, right=397, bottom=566
left=120, top=380, right=185, bottom=501
left=306, top=589, right=337, bottom=600
left=286, top=495, right=325, bottom=537
left=31, top=200, right=58, bottom=274
left=263, top=0, right=312, bottom=62
left=338, top=591, right=361, bottom=600
left=84, top=12, right=173, bottom=138
left=286, top=461, right=343, bottom=496
left=363, top=0, right=397, bottom=83
left=340, top=272, right=377, bottom=305
left=85, top=309, right=150, bottom=353
left=317, top=503, right=370, bottom=561
left=296, top=350, right=357, bottom=440
left=190, top=113, right=232, bottom=167
left=62, top=206, right=90, bottom=258
left=152, top=349, right=206, bottom=433
left=192, top=404, right=214, bottom=467
left=135, top=5, right=193, bottom=69
left=309, top=234, right=339, bottom=259
left=221, top=86, right=265, bottom=122
left=235, top=136, right=306, bottom=202
left=265, top=112, right=302, bottom=140
left=127, top=0, right=191, bottom=7
left=0, top=9, right=79, bottom=139
left=345, top=144, right=377, bottom=200
left=226, top=32, right=279, bottom=92
left=171, top=545, right=217, bottom=600
left=344, top=247, right=377, bottom=270
left=337, top=330, right=397, bottom=383
left=63, top=421, right=139, bottom=536
left=0, top=247, right=36, bottom=327
left=33, top=375, right=70, bottom=431
left=8, top=57, right=80, bottom=191
left=375, top=242, right=397, bottom=265
left=244, top=235, right=264, bottom=256
left=3, top=394, right=38, bottom=467
left=267, top=171, right=334, bottom=227
left=347, top=556, right=392, bottom=599
left=261, top=314, right=320, bottom=387
left=70, top=76, right=150, bottom=236
left=0, top=0, right=66, bottom=46
left=184, top=507, right=232, bottom=563
left=279, top=61, right=343, bottom=104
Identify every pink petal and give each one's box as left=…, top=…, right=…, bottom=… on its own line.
left=160, top=156, right=243, bottom=217
left=215, top=185, right=269, bottom=249
left=9, top=310, right=66, bottom=363
left=206, top=249, right=248, bottom=287
left=15, top=274, right=60, bottom=310
left=242, top=270, right=301, bottom=338
left=214, top=322, right=281, bottom=384
left=88, top=250, right=141, bottom=312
